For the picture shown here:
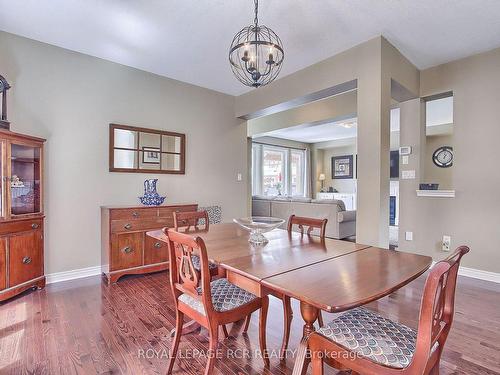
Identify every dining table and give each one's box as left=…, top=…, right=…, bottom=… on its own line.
left=147, top=222, right=432, bottom=374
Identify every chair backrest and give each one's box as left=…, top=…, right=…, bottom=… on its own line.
left=173, top=210, right=209, bottom=231
left=413, top=246, right=469, bottom=370
left=165, top=229, right=215, bottom=313
left=287, top=214, right=328, bottom=238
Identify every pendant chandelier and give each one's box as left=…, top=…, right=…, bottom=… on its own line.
left=229, top=0, right=284, bottom=88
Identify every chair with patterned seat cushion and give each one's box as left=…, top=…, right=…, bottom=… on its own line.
left=307, top=246, right=469, bottom=375
left=166, top=229, right=269, bottom=375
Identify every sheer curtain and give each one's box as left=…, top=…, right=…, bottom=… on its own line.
left=304, top=147, right=312, bottom=198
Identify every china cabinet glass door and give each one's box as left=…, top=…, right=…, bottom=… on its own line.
left=9, top=142, right=42, bottom=216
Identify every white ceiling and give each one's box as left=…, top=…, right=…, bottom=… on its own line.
left=263, top=97, right=453, bottom=143
left=1, top=1, right=500, bottom=95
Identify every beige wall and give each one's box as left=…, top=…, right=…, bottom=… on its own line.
left=424, top=134, right=454, bottom=189
left=238, top=37, right=419, bottom=247
left=320, top=145, right=357, bottom=193
left=0, top=31, right=248, bottom=275
left=247, top=91, right=357, bottom=137
left=399, top=47, right=500, bottom=273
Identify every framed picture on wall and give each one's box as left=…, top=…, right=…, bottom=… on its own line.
left=332, top=155, right=353, bottom=179
left=142, top=146, right=160, bottom=164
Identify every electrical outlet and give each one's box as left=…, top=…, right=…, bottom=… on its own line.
left=405, top=231, right=413, bottom=241
left=237, top=173, right=242, bottom=181
left=442, top=235, right=451, bottom=252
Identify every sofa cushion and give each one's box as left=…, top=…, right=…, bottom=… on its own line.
left=252, top=195, right=272, bottom=201
left=291, top=197, right=312, bottom=203
left=337, top=210, right=356, bottom=223
left=312, top=199, right=346, bottom=211
left=273, top=196, right=292, bottom=202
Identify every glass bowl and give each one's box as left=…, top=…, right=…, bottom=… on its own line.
left=233, top=216, right=285, bottom=245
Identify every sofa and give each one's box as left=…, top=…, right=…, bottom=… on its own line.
left=252, top=196, right=356, bottom=240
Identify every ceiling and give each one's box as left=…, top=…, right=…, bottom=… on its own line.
left=1, top=1, right=499, bottom=95
left=262, top=97, right=453, bottom=143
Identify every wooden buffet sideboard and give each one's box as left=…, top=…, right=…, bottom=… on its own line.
left=101, top=203, right=197, bottom=284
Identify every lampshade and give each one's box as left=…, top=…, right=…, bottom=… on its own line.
left=318, top=173, right=326, bottom=181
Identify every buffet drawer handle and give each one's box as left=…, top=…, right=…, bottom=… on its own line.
left=22, top=256, right=32, bottom=265
left=132, top=212, right=139, bottom=218
left=31, top=223, right=39, bottom=229
left=154, top=242, right=162, bottom=249
left=124, top=223, right=132, bottom=230
left=122, top=246, right=133, bottom=254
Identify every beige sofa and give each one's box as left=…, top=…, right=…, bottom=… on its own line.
left=252, top=196, right=356, bottom=240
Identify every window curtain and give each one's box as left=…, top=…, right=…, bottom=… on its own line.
left=304, top=147, right=312, bottom=198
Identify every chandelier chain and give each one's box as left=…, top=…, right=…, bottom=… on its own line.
left=254, top=0, right=259, bottom=27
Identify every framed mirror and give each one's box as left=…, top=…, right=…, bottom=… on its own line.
left=109, top=123, right=185, bottom=174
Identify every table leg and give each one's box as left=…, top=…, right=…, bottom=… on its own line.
left=292, top=301, right=319, bottom=375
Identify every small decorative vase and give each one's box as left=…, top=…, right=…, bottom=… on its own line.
left=139, top=179, right=166, bottom=206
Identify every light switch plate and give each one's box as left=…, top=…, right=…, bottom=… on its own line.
left=405, top=231, right=413, bottom=241
left=402, top=170, right=416, bottom=179
left=237, top=173, right=242, bottom=181
left=400, top=146, right=412, bottom=155
left=402, top=155, right=409, bottom=165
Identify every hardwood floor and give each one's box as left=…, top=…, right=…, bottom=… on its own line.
left=1, top=271, right=499, bottom=374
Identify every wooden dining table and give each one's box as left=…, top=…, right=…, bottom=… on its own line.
left=147, top=222, right=432, bottom=374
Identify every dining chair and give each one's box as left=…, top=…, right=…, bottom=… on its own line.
left=275, top=214, right=328, bottom=360
left=307, top=245, right=470, bottom=375
left=173, top=210, right=219, bottom=278
left=287, top=214, right=328, bottom=238
left=166, top=229, right=270, bottom=375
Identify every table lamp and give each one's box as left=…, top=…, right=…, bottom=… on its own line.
left=318, top=173, right=326, bottom=191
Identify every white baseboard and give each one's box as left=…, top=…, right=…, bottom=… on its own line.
left=431, top=261, right=500, bottom=284
left=458, top=266, right=500, bottom=284
left=46, top=265, right=102, bottom=285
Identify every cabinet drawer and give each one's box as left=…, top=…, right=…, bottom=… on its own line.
left=0, top=219, right=43, bottom=236
left=110, top=218, right=172, bottom=233
left=8, top=230, right=43, bottom=287
left=144, top=235, right=168, bottom=265
left=158, top=205, right=198, bottom=218
left=111, top=232, right=144, bottom=271
left=110, top=208, right=158, bottom=221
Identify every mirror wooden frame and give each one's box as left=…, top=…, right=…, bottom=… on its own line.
left=109, top=123, right=186, bottom=174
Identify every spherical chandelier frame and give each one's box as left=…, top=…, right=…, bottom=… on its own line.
left=229, top=0, right=284, bottom=88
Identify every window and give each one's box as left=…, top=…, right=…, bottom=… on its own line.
left=290, top=150, right=304, bottom=196
left=252, top=143, right=308, bottom=197
left=262, top=148, right=286, bottom=196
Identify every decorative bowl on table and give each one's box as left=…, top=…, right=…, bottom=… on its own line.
left=233, top=216, right=285, bottom=245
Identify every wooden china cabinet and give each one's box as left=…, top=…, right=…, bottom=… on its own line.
left=0, top=129, right=45, bottom=302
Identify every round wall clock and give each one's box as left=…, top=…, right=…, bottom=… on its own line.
left=432, top=146, right=453, bottom=168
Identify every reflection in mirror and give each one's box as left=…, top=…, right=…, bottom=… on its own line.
left=161, top=154, right=181, bottom=171
left=114, top=129, right=137, bottom=149
left=139, top=132, right=161, bottom=149
left=139, top=150, right=161, bottom=170
left=162, top=135, right=182, bottom=153
left=424, top=95, right=454, bottom=189
left=114, top=149, right=137, bottom=169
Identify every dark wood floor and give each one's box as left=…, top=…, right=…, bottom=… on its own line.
left=1, top=270, right=499, bottom=375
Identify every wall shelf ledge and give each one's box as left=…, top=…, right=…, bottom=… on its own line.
left=416, top=190, right=455, bottom=198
